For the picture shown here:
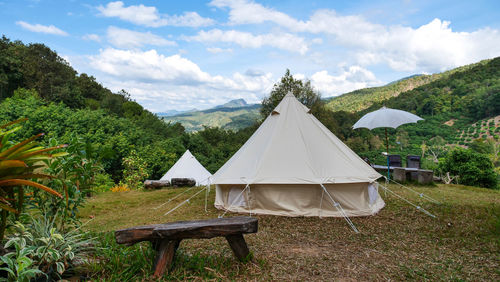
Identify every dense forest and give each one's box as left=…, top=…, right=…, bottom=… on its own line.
left=0, top=36, right=498, bottom=189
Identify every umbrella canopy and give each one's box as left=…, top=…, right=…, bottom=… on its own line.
left=352, top=106, right=423, bottom=180
left=353, top=106, right=423, bottom=130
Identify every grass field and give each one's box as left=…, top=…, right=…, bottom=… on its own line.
left=79, top=184, right=500, bottom=281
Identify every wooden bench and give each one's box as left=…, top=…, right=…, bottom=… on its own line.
left=115, top=216, right=258, bottom=277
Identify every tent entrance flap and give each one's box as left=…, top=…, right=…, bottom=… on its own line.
left=228, top=187, right=247, bottom=207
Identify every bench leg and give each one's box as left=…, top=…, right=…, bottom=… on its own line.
left=225, top=234, right=250, bottom=261
left=152, top=239, right=181, bottom=277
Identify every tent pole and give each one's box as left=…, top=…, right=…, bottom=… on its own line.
left=319, top=188, right=324, bottom=218
left=204, top=184, right=209, bottom=212
left=386, top=128, right=390, bottom=180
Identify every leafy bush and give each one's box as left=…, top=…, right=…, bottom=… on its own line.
left=0, top=214, right=94, bottom=280
left=0, top=119, right=66, bottom=240
left=91, top=173, right=114, bottom=193
left=0, top=237, right=43, bottom=281
left=29, top=136, right=104, bottom=224
left=438, top=148, right=498, bottom=189
left=121, top=151, right=149, bottom=190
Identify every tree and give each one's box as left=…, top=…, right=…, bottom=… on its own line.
left=260, top=69, right=323, bottom=118
left=438, top=148, right=498, bottom=189
left=427, top=136, right=446, bottom=163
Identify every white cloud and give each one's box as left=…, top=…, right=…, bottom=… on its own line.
left=97, top=1, right=214, bottom=27
left=16, top=21, right=68, bottom=36
left=87, top=48, right=275, bottom=111
left=312, top=38, right=323, bottom=44
left=210, top=0, right=297, bottom=27
left=211, top=0, right=500, bottom=73
left=89, top=48, right=210, bottom=83
left=206, top=47, right=233, bottom=54
left=82, top=33, right=101, bottom=42
left=106, top=26, right=176, bottom=49
left=187, top=29, right=308, bottom=54
left=309, top=66, right=380, bottom=96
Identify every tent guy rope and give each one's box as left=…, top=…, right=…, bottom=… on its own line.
left=164, top=186, right=208, bottom=216
left=388, top=178, right=440, bottom=204
left=153, top=186, right=196, bottom=210
left=379, top=183, right=436, bottom=218
left=320, top=184, right=359, bottom=233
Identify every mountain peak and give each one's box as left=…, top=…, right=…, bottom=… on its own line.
left=215, top=98, right=248, bottom=109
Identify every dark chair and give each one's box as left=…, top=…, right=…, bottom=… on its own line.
left=388, top=155, right=402, bottom=167
left=406, top=155, right=421, bottom=169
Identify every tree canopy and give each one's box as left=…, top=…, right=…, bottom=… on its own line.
left=260, top=69, right=323, bottom=118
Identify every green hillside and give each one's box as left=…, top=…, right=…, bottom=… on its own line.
left=325, top=59, right=492, bottom=113
left=346, top=57, right=500, bottom=173
left=162, top=104, right=261, bottom=132
left=0, top=36, right=252, bottom=181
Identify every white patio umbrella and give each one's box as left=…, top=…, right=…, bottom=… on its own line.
left=352, top=106, right=423, bottom=179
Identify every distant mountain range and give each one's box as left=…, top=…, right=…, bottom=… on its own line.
left=161, top=58, right=496, bottom=133
left=161, top=99, right=261, bottom=132
left=157, top=108, right=198, bottom=117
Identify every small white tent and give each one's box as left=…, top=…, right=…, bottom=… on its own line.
left=212, top=93, right=385, bottom=217
left=161, top=150, right=212, bottom=186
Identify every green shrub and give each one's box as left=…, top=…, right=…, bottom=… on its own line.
left=121, top=150, right=149, bottom=190
left=0, top=237, right=43, bottom=281
left=91, top=173, right=114, bottom=193
left=438, top=148, right=498, bottom=189
left=1, top=214, right=94, bottom=280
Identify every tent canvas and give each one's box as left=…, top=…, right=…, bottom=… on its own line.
left=160, top=150, right=212, bottom=186
left=212, top=93, right=385, bottom=217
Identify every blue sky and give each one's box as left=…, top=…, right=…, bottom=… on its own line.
left=1, top=0, right=499, bottom=112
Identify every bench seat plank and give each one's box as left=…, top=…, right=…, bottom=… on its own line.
left=115, top=216, right=258, bottom=245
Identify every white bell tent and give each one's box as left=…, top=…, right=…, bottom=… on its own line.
left=160, top=150, right=212, bottom=186
left=212, top=93, right=385, bottom=218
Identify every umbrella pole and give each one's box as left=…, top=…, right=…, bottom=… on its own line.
left=386, top=128, right=390, bottom=181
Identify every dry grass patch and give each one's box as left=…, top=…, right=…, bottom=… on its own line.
left=79, top=184, right=500, bottom=281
